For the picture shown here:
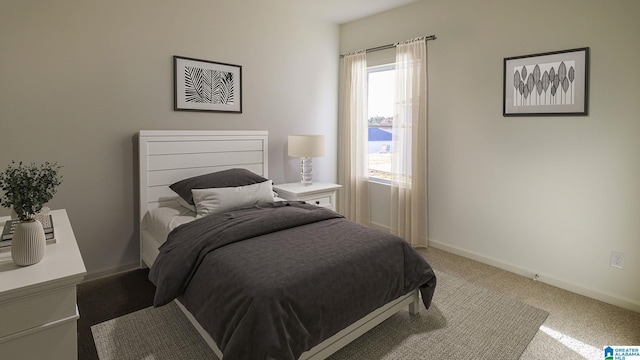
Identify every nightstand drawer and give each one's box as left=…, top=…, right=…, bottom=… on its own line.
left=272, top=182, right=341, bottom=212
left=306, top=196, right=332, bottom=208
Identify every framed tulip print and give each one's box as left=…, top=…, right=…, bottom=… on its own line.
left=503, top=47, right=589, bottom=116
left=174, top=56, right=242, bottom=113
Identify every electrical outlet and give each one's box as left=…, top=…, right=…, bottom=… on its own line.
left=610, top=251, right=625, bottom=269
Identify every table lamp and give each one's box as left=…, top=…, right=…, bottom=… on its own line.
left=288, top=135, right=325, bottom=185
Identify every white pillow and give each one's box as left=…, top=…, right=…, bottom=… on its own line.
left=175, top=196, right=197, bottom=213
left=192, top=180, right=274, bottom=219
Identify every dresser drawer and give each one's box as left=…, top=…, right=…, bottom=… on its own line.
left=0, top=315, right=77, bottom=359
left=0, top=285, right=77, bottom=338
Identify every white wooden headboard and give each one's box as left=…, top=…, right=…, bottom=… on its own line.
left=138, top=130, right=269, bottom=222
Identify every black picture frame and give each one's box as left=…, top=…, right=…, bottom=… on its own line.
left=174, top=56, right=242, bottom=113
left=503, top=47, right=589, bottom=117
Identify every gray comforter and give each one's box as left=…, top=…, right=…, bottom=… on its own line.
left=149, top=202, right=436, bottom=360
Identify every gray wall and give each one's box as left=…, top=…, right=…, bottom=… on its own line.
left=341, top=0, right=640, bottom=311
left=0, top=0, right=339, bottom=278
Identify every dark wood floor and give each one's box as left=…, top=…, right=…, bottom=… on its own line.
left=77, top=269, right=156, bottom=359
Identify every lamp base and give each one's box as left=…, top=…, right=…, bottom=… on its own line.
left=299, top=157, right=313, bottom=185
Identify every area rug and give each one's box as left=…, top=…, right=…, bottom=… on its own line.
left=92, top=271, right=548, bottom=360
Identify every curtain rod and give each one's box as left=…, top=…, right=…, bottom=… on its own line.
left=340, top=34, right=436, bottom=58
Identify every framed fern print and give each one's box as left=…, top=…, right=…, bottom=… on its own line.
left=503, top=48, right=589, bottom=116
left=174, top=56, right=242, bottom=113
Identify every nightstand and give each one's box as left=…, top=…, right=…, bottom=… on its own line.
left=273, top=182, right=342, bottom=211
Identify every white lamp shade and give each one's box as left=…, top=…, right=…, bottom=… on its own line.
left=288, top=135, right=325, bottom=158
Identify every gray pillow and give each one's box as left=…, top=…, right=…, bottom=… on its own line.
left=169, top=168, right=268, bottom=205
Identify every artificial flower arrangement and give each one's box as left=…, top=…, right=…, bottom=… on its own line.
left=0, top=161, right=63, bottom=221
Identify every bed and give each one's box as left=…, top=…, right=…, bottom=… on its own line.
left=138, top=130, right=437, bottom=360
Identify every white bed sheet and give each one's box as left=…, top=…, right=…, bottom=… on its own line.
left=145, top=198, right=289, bottom=243
left=144, top=201, right=196, bottom=243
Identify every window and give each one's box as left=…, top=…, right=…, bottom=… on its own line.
left=367, top=64, right=395, bottom=181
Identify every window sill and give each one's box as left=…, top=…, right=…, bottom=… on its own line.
left=368, top=177, right=391, bottom=186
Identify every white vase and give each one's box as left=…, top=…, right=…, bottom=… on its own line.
left=11, top=220, right=46, bottom=266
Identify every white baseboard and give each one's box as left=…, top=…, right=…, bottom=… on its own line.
left=82, top=261, right=141, bottom=283
left=429, top=239, right=640, bottom=313
left=369, top=221, right=390, bottom=233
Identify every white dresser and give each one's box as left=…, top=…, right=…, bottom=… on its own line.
left=273, top=182, right=342, bottom=211
left=0, top=209, right=86, bottom=360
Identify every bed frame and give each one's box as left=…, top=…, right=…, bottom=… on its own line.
left=138, top=130, right=420, bottom=359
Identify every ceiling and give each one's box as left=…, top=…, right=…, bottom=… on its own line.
left=274, top=0, right=418, bottom=24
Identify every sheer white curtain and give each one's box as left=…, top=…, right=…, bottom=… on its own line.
left=390, top=39, right=428, bottom=247
left=338, top=51, right=370, bottom=226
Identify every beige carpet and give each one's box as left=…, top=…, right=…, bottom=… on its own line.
left=418, top=247, right=640, bottom=360
left=92, top=271, right=547, bottom=360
